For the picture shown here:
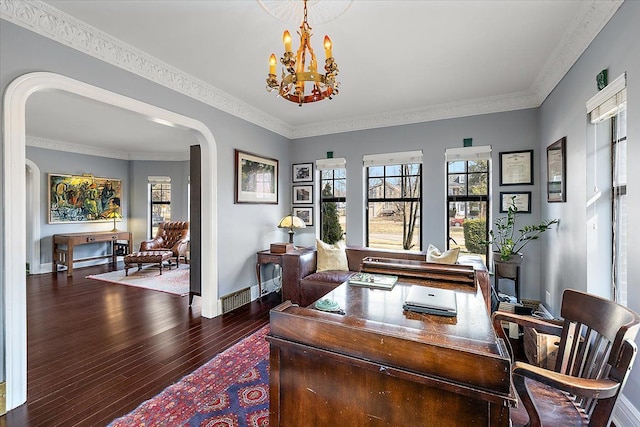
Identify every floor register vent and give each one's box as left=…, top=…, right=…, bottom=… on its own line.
left=221, top=287, right=251, bottom=314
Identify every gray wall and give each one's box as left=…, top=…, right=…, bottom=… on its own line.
left=25, top=146, right=192, bottom=264
left=291, top=109, right=544, bottom=300
left=538, top=0, right=640, bottom=408
left=129, top=159, right=190, bottom=247
left=3, top=0, right=639, bottom=414
left=26, top=146, right=130, bottom=264
left=1, top=19, right=292, bottom=380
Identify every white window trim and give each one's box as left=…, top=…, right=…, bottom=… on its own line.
left=445, top=145, right=492, bottom=162
left=586, top=73, right=627, bottom=124
left=316, top=157, right=346, bottom=170
left=363, top=150, right=422, bottom=167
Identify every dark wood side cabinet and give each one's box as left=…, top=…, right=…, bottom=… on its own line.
left=267, top=279, right=515, bottom=426
left=189, top=144, right=201, bottom=305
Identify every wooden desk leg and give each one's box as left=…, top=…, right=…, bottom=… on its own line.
left=52, top=241, right=57, bottom=273
left=256, top=262, right=262, bottom=296
left=66, top=245, right=74, bottom=277
left=112, top=241, right=117, bottom=266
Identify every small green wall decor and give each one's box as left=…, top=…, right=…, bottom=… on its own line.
left=596, top=69, right=608, bottom=90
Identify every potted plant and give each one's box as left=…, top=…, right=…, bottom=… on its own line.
left=484, top=196, right=558, bottom=267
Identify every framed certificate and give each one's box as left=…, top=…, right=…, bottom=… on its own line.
left=547, top=137, right=566, bottom=202
left=500, top=192, right=531, bottom=213
left=499, top=150, right=534, bottom=185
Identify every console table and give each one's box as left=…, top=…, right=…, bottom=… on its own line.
left=268, top=278, right=515, bottom=425
left=52, top=231, right=132, bottom=276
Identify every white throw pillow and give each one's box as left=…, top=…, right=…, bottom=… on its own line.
left=316, top=239, right=349, bottom=272
left=426, top=244, right=460, bottom=264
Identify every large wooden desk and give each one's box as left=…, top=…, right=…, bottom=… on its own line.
left=52, top=231, right=132, bottom=276
left=267, top=277, right=515, bottom=426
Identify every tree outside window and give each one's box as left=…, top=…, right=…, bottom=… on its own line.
left=447, top=160, right=489, bottom=263
left=320, top=168, right=346, bottom=243
left=149, top=178, right=171, bottom=238
left=367, top=163, right=421, bottom=250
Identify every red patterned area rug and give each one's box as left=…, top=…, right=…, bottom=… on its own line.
left=108, top=326, right=270, bottom=427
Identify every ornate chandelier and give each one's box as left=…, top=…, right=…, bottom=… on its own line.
left=266, top=0, right=339, bottom=106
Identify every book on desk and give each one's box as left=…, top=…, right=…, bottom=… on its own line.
left=348, top=272, right=398, bottom=289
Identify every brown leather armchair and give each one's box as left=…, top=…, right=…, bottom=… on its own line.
left=140, top=221, right=190, bottom=265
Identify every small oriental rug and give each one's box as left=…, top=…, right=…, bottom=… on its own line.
left=108, top=325, right=271, bottom=427
left=87, top=264, right=189, bottom=296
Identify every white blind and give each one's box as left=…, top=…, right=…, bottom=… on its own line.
left=316, top=157, right=346, bottom=170
left=445, top=145, right=492, bottom=162
left=362, top=150, right=423, bottom=167
left=148, top=176, right=171, bottom=184
left=586, top=73, right=627, bottom=124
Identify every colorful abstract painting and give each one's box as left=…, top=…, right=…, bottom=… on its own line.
left=49, top=174, right=122, bottom=223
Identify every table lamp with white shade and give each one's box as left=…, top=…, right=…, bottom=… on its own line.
left=277, top=211, right=306, bottom=244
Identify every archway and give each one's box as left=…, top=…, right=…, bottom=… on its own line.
left=2, top=72, right=219, bottom=411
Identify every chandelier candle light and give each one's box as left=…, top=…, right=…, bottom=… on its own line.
left=266, top=0, right=339, bottom=106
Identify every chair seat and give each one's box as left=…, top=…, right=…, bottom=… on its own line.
left=510, top=378, right=589, bottom=427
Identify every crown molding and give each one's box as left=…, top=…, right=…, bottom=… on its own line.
left=292, top=91, right=539, bottom=139
left=26, top=135, right=189, bottom=161
left=529, top=0, right=624, bottom=105
left=2, top=0, right=622, bottom=140
left=1, top=0, right=293, bottom=138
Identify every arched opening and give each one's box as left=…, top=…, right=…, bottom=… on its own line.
left=3, top=72, right=219, bottom=411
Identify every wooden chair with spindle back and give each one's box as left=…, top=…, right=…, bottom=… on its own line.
left=493, top=289, right=640, bottom=426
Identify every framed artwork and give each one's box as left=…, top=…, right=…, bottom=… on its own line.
left=499, top=150, right=534, bottom=185
left=500, top=192, right=531, bottom=213
left=235, top=149, right=278, bottom=204
left=547, top=137, right=566, bottom=202
left=292, top=184, right=313, bottom=204
left=49, top=173, right=122, bottom=223
left=292, top=162, right=313, bottom=182
left=293, top=206, right=313, bottom=226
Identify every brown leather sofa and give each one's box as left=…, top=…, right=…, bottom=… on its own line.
left=281, top=246, right=490, bottom=309
left=140, top=221, right=190, bottom=265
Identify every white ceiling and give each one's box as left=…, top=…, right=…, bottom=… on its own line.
left=13, top=0, right=622, bottom=157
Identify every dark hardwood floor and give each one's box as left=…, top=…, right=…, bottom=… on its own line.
left=1, top=263, right=280, bottom=427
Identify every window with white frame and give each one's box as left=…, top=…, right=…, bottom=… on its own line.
left=586, top=73, right=627, bottom=304
left=445, top=146, right=491, bottom=263
left=317, top=158, right=346, bottom=243
left=364, top=151, right=422, bottom=251
left=611, top=102, right=627, bottom=305
left=149, top=176, right=171, bottom=238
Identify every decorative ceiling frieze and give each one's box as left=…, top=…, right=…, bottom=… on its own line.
left=1, top=0, right=623, bottom=140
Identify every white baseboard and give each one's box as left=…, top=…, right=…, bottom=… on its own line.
left=37, top=259, right=113, bottom=275
left=255, top=278, right=280, bottom=300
